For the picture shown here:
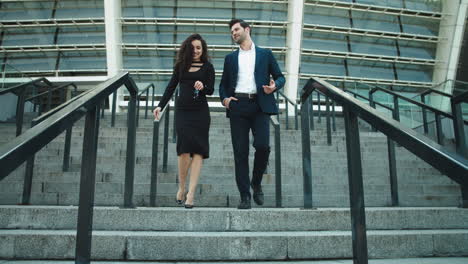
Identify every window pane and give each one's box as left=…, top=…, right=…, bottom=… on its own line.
left=356, top=0, right=403, bottom=8
left=123, top=50, right=176, bottom=70
left=401, top=16, right=439, bottom=36
left=55, top=0, right=104, bottom=18
left=352, top=11, right=400, bottom=33
left=395, top=64, right=432, bottom=82
left=398, top=40, right=435, bottom=59
left=302, top=32, right=348, bottom=52
left=58, top=51, right=106, bottom=70
left=6, top=52, right=57, bottom=71
left=350, top=36, right=397, bottom=56
left=123, top=25, right=176, bottom=44
left=348, top=60, right=394, bottom=79
left=0, top=1, right=53, bottom=20
left=57, top=26, right=105, bottom=44
left=405, top=0, right=441, bottom=12
left=2, top=28, right=55, bottom=46
left=304, top=6, right=350, bottom=27
left=301, top=57, right=346, bottom=76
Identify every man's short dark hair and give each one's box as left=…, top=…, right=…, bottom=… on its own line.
left=229, top=19, right=251, bottom=34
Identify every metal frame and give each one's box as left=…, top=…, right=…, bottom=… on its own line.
left=299, top=74, right=433, bottom=89
left=305, top=0, right=442, bottom=19
left=301, top=48, right=435, bottom=66
left=303, top=23, right=438, bottom=43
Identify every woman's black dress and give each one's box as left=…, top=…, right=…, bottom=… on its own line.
left=157, top=62, right=215, bottom=159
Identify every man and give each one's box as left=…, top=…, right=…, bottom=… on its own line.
left=219, top=19, right=285, bottom=209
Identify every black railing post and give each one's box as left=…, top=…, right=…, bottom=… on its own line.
left=15, top=90, right=26, bottom=136
left=101, top=100, right=105, bottom=118
left=152, top=85, right=155, bottom=111
left=136, top=97, right=140, bottom=127
left=369, top=91, right=377, bottom=132
left=332, top=102, right=336, bottom=132
left=63, top=127, right=72, bottom=171
left=451, top=100, right=468, bottom=208
left=421, top=95, right=429, bottom=134
left=387, top=138, right=399, bottom=206
left=343, top=106, right=368, bottom=264
left=300, top=97, right=313, bottom=209
left=123, top=79, right=138, bottom=208
left=325, top=95, right=332, bottom=145
left=163, top=105, right=170, bottom=173
left=22, top=119, right=38, bottom=205
left=435, top=113, right=443, bottom=145
left=309, top=96, right=314, bottom=130
left=294, top=103, right=298, bottom=130
left=75, top=104, right=100, bottom=264
left=111, top=91, right=117, bottom=127
left=150, top=119, right=160, bottom=207
left=285, top=100, right=289, bottom=130
left=393, top=96, right=400, bottom=121
left=145, top=89, right=149, bottom=119
left=271, top=117, right=282, bottom=208
left=47, top=85, right=52, bottom=112
left=317, top=92, right=322, bottom=123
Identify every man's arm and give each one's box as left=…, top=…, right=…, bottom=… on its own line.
left=268, top=50, right=285, bottom=91
left=219, top=56, right=229, bottom=104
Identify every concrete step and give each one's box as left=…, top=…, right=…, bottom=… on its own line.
left=1, top=229, right=467, bottom=260
left=1, top=206, right=467, bottom=231
left=1, top=258, right=467, bottom=264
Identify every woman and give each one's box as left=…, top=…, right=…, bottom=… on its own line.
left=153, top=34, right=214, bottom=209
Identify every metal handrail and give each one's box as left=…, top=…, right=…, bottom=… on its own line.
left=300, top=77, right=468, bottom=264
left=0, top=77, right=53, bottom=96
left=344, top=89, right=394, bottom=112
left=276, top=90, right=298, bottom=130
left=0, top=72, right=139, bottom=264
left=150, top=103, right=170, bottom=207
left=370, top=86, right=468, bottom=145
left=270, top=115, right=282, bottom=207
left=451, top=90, right=468, bottom=159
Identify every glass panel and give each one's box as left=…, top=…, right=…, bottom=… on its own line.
left=5, top=52, right=57, bottom=71
left=352, top=10, right=400, bottom=33
left=347, top=60, right=394, bottom=79
left=123, top=50, right=176, bottom=70
left=2, top=28, right=55, bottom=46
left=58, top=51, right=106, bottom=70
left=401, top=16, right=439, bottom=36
left=57, top=26, right=105, bottom=44
left=395, top=64, right=432, bottom=82
left=301, top=57, right=346, bottom=76
left=304, top=6, right=350, bottom=27
left=349, top=36, right=397, bottom=56
left=0, top=1, right=53, bottom=20
left=123, top=25, right=176, bottom=44
left=404, top=0, right=442, bottom=12
left=302, top=32, right=348, bottom=52
left=398, top=40, right=436, bottom=59
left=235, top=2, right=288, bottom=22
left=356, top=0, right=403, bottom=8
left=55, top=0, right=104, bottom=18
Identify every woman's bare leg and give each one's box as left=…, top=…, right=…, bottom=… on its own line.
left=185, top=154, right=203, bottom=205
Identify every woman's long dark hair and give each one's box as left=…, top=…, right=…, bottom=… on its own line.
left=175, top=33, right=209, bottom=74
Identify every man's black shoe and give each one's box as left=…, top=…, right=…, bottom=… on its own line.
left=251, top=184, right=264, bottom=205
left=237, top=196, right=251, bottom=209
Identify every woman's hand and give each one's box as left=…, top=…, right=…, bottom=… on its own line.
left=194, top=81, right=204, bottom=90
left=153, top=107, right=162, bottom=121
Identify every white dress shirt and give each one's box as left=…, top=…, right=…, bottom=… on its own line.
left=235, top=42, right=257, bottom=94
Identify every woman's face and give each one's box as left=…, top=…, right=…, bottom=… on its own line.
left=191, top=39, right=203, bottom=61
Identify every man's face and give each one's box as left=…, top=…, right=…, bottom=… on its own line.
left=231, top=23, right=248, bottom=44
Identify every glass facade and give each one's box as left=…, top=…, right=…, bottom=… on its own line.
left=301, top=0, right=441, bottom=94
left=0, top=0, right=452, bottom=97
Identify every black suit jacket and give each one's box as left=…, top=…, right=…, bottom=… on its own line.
left=219, top=45, right=285, bottom=116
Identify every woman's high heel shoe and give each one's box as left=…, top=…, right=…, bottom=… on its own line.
left=184, top=192, right=194, bottom=209
left=176, top=191, right=186, bottom=205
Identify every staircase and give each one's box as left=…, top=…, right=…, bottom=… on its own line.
left=0, top=111, right=462, bottom=207
left=0, top=109, right=467, bottom=262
